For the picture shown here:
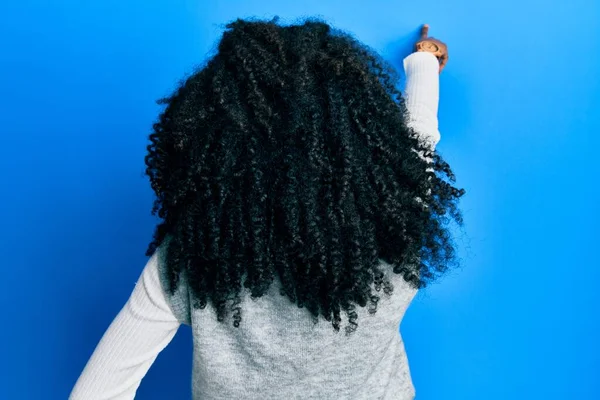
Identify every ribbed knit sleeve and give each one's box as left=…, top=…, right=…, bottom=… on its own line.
left=69, top=250, right=184, bottom=400
left=403, top=51, right=441, bottom=149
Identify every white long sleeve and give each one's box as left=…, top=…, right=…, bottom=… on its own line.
left=69, top=51, right=440, bottom=400
left=69, top=252, right=181, bottom=400
left=403, top=51, right=441, bottom=149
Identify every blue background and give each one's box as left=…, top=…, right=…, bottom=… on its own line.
left=1, top=1, right=598, bottom=399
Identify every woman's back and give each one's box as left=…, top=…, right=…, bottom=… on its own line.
left=181, top=260, right=417, bottom=399
left=70, top=19, right=461, bottom=400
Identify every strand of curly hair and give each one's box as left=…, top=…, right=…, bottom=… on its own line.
left=144, top=17, right=465, bottom=334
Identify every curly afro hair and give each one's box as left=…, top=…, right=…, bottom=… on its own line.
left=145, top=17, right=464, bottom=334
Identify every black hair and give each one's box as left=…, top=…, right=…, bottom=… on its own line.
left=145, top=18, right=464, bottom=334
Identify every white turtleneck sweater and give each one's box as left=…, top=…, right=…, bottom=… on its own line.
left=70, top=51, right=442, bottom=400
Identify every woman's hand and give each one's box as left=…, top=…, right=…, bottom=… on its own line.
left=415, top=24, right=448, bottom=73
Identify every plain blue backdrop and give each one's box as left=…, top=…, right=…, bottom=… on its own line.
left=1, top=0, right=598, bottom=399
